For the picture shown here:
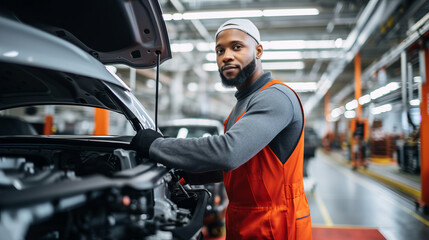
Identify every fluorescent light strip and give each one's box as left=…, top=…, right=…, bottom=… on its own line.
left=330, top=82, right=401, bottom=120
left=171, top=43, right=194, bottom=52
left=263, top=51, right=303, bottom=60
left=213, top=81, right=317, bottom=92
left=345, top=99, right=358, bottom=110
left=344, top=111, right=356, bottom=119
left=263, top=8, right=319, bottom=16
left=331, top=107, right=345, bottom=118
left=410, top=99, right=420, bottom=106
left=194, top=39, right=342, bottom=52
left=206, top=51, right=302, bottom=61
left=202, top=61, right=304, bottom=71
left=371, top=104, right=392, bottom=115
left=163, top=8, right=319, bottom=21
left=206, top=51, right=340, bottom=61
left=370, top=82, right=400, bottom=100
left=183, top=10, right=263, bottom=20
left=202, top=63, right=219, bottom=71
left=262, top=61, right=305, bottom=70
left=262, top=40, right=339, bottom=50
left=358, top=94, right=371, bottom=105
left=286, top=82, right=318, bottom=92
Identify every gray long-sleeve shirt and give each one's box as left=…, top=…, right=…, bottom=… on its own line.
left=149, top=72, right=303, bottom=175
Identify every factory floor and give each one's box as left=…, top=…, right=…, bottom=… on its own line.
left=307, top=149, right=429, bottom=240
left=207, top=149, right=429, bottom=240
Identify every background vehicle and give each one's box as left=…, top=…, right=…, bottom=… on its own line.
left=0, top=1, right=208, bottom=239
left=159, top=118, right=228, bottom=237
left=304, top=127, right=320, bottom=160
left=303, top=127, right=320, bottom=193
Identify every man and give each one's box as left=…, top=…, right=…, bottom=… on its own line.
left=132, top=19, right=312, bottom=239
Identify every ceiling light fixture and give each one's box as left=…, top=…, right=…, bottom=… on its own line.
left=171, top=43, right=194, bottom=52
left=410, top=99, right=420, bottom=106
left=330, top=107, right=345, bottom=118
left=163, top=8, right=320, bottom=21
left=262, top=8, right=319, bottom=17
left=262, top=61, right=305, bottom=70
left=286, top=82, right=318, bottom=92
left=262, top=40, right=340, bottom=50
left=345, top=99, right=358, bottom=110
left=344, top=111, right=356, bottom=119
left=370, top=82, right=400, bottom=100
left=262, top=51, right=303, bottom=60
left=197, top=42, right=215, bottom=52
left=192, top=40, right=342, bottom=52
left=371, top=104, right=392, bottom=115
left=205, top=51, right=339, bottom=61
left=202, top=63, right=218, bottom=72
left=358, top=94, right=371, bottom=105
left=202, top=62, right=304, bottom=72
left=183, top=10, right=263, bottom=20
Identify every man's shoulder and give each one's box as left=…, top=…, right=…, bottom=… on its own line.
left=259, top=81, right=299, bottom=100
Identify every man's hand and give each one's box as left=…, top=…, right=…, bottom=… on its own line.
left=130, top=129, right=163, bottom=158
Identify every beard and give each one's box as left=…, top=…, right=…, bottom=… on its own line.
left=219, top=59, right=256, bottom=88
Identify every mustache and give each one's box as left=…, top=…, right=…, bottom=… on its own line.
left=220, top=64, right=239, bottom=72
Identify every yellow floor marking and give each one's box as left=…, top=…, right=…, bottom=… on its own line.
left=361, top=168, right=421, bottom=199
left=314, top=192, right=333, bottom=226
left=320, top=151, right=429, bottom=227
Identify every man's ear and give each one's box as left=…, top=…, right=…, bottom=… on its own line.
left=256, top=44, right=263, bottom=59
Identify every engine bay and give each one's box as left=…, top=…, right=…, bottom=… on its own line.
left=0, top=137, right=208, bottom=240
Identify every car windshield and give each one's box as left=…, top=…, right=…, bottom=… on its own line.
left=0, top=105, right=135, bottom=136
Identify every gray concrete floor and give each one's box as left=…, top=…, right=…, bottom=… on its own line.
left=306, top=150, right=429, bottom=240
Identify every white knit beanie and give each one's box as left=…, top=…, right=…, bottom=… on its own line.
left=215, top=19, right=261, bottom=44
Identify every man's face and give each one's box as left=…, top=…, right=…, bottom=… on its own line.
left=215, top=29, right=259, bottom=88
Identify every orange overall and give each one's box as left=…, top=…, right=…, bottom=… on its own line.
left=223, top=80, right=312, bottom=239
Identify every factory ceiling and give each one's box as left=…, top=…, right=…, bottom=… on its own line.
left=116, top=0, right=429, bottom=124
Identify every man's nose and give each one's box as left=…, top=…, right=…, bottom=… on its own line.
left=222, top=48, right=234, bottom=62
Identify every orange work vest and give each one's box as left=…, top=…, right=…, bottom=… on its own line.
left=223, top=80, right=312, bottom=239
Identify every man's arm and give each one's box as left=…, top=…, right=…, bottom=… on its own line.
left=149, top=86, right=295, bottom=173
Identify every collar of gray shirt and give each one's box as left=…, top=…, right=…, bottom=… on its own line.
left=234, top=72, right=273, bottom=101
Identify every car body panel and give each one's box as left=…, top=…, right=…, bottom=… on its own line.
left=0, top=16, right=127, bottom=88
left=0, top=60, right=155, bottom=130
left=0, top=0, right=171, bottom=68
left=0, top=2, right=208, bottom=239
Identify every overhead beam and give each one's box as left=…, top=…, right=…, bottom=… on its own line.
left=303, top=0, right=401, bottom=115
left=170, top=0, right=212, bottom=42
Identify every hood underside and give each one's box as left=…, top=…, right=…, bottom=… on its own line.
left=0, top=61, right=121, bottom=111
left=0, top=0, right=171, bottom=68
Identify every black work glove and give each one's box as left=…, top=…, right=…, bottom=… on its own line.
left=130, top=129, right=163, bottom=158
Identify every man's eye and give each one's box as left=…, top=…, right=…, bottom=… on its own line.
left=216, top=49, right=224, bottom=54
left=234, top=45, right=242, bottom=50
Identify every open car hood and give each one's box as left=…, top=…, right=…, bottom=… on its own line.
left=0, top=0, right=171, bottom=68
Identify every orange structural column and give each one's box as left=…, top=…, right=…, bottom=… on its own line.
left=43, top=115, right=53, bottom=135
left=325, top=91, right=331, bottom=133
left=94, top=108, right=109, bottom=135
left=323, top=92, right=332, bottom=151
left=354, top=52, right=362, bottom=119
left=420, top=47, right=429, bottom=211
